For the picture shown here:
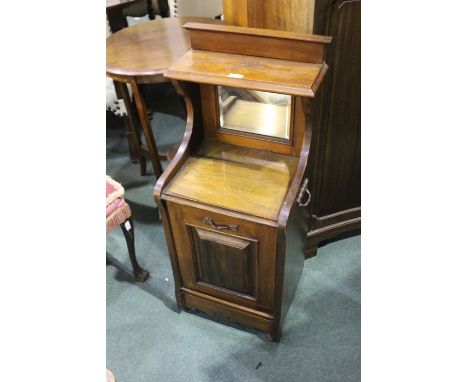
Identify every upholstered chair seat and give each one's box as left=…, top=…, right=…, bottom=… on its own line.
left=106, top=176, right=149, bottom=282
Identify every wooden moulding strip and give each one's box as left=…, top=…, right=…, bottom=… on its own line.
left=307, top=217, right=361, bottom=239
left=183, top=22, right=332, bottom=64
left=181, top=287, right=275, bottom=334
left=166, top=67, right=317, bottom=98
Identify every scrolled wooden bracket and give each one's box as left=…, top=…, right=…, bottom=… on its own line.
left=203, top=217, right=239, bottom=231
left=296, top=178, right=312, bottom=207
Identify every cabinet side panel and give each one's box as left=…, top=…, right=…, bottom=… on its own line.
left=166, top=201, right=197, bottom=289
left=280, top=202, right=308, bottom=325
left=256, top=225, right=277, bottom=310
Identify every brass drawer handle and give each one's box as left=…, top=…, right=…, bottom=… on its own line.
left=203, top=217, right=239, bottom=231
left=296, top=178, right=312, bottom=207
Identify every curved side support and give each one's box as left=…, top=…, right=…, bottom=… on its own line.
left=273, top=97, right=314, bottom=339
left=153, top=79, right=204, bottom=310
left=154, top=80, right=203, bottom=200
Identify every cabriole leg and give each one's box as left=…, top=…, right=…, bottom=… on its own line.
left=120, top=217, right=149, bottom=282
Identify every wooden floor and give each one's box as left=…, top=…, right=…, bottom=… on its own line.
left=164, top=141, right=298, bottom=221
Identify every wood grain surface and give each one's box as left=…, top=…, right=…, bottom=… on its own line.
left=106, top=17, right=222, bottom=77
left=223, top=0, right=315, bottom=34
left=164, top=141, right=298, bottom=221
left=165, top=49, right=324, bottom=97
left=184, top=22, right=330, bottom=63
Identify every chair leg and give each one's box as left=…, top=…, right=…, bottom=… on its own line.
left=120, top=217, right=149, bottom=282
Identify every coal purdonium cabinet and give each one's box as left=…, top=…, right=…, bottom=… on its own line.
left=154, top=23, right=332, bottom=341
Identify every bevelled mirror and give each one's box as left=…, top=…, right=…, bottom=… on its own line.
left=217, top=86, right=291, bottom=140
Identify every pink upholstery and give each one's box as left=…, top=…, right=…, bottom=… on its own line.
left=106, top=196, right=126, bottom=218
left=106, top=180, right=118, bottom=201
left=106, top=176, right=131, bottom=233
left=106, top=175, right=124, bottom=205
left=106, top=369, right=116, bottom=382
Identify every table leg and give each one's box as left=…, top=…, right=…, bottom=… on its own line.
left=157, top=0, right=170, bottom=17
left=106, top=6, right=128, bottom=33
left=146, top=0, right=155, bottom=19
left=114, top=81, right=147, bottom=175
left=130, top=80, right=164, bottom=179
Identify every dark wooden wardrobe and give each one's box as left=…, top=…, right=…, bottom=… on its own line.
left=305, top=0, right=361, bottom=256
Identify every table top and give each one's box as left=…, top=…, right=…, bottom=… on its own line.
left=106, top=17, right=223, bottom=78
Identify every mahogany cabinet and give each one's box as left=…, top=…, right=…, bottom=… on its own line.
left=154, top=23, right=332, bottom=340
left=305, top=0, right=361, bottom=255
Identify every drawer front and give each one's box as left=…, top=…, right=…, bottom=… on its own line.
left=167, top=201, right=277, bottom=311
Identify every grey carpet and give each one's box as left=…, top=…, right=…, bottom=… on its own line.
left=106, top=84, right=361, bottom=382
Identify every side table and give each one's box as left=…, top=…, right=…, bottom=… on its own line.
left=106, top=17, right=223, bottom=178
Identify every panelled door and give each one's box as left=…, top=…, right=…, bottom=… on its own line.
left=167, top=201, right=277, bottom=312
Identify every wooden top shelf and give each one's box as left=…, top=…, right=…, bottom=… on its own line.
left=165, top=50, right=326, bottom=97
left=163, top=142, right=298, bottom=221
left=164, top=22, right=331, bottom=97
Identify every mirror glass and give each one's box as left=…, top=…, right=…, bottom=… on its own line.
left=218, top=86, right=291, bottom=140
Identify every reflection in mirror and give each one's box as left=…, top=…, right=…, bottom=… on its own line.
left=218, top=86, right=291, bottom=140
